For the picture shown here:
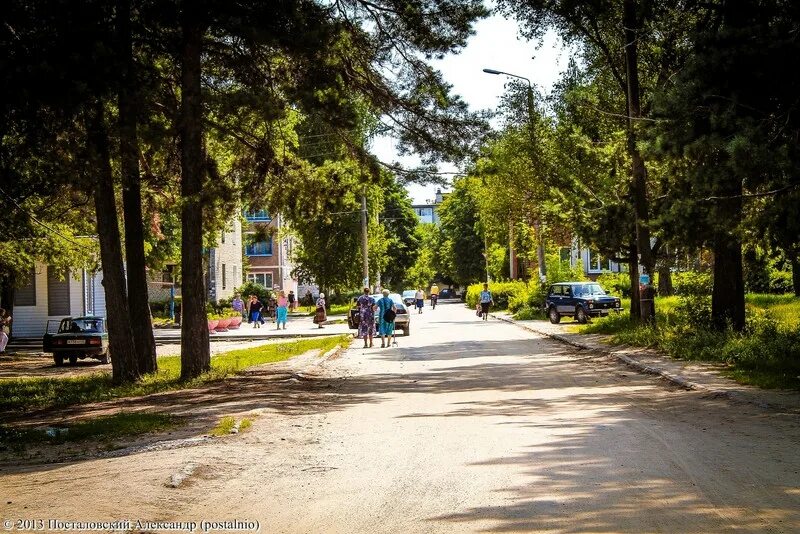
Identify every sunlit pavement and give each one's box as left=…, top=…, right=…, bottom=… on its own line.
left=2, top=300, right=799, bottom=533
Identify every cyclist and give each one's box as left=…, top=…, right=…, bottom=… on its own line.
left=429, top=283, right=439, bottom=309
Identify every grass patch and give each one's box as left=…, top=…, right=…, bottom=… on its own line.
left=0, top=335, right=349, bottom=414
left=578, top=295, right=800, bottom=389
left=0, top=412, right=179, bottom=449
left=210, top=416, right=236, bottom=436
left=210, top=416, right=254, bottom=437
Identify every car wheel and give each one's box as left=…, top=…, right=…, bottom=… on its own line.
left=548, top=307, right=561, bottom=324
left=403, top=326, right=410, bottom=336
left=68, top=354, right=78, bottom=365
left=99, top=352, right=110, bottom=364
left=54, top=354, right=64, bottom=367
left=576, top=306, right=588, bottom=324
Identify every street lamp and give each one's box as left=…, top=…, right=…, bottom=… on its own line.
left=483, top=67, right=547, bottom=282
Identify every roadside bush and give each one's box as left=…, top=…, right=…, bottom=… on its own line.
left=672, top=271, right=712, bottom=296
left=769, top=269, right=794, bottom=294
left=580, top=292, right=800, bottom=389
left=596, top=272, right=630, bottom=297
left=465, top=281, right=528, bottom=310
left=513, top=305, right=545, bottom=321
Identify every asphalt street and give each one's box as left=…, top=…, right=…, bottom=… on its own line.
left=2, top=300, right=799, bottom=533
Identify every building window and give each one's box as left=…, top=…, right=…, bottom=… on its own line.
left=222, top=263, right=227, bottom=290
left=245, top=239, right=273, bottom=256
left=221, top=230, right=226, bottom=244
left=244, top=210, right=271, bottom=222
left=15, top=267, right=36, bottom=306
left=588, top=250, right=606, bottom=272
left=247, top=273, right=273, bottom=289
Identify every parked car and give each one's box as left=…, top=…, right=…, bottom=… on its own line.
left=544, top=282, right=622, bottom=324
left=348, top=293, right=411, bottom=336
left=402, top=290, right=416, bottom=307
left=439, top=288, right=458, bottom=299
left=42, top=316, right=110, bottom=366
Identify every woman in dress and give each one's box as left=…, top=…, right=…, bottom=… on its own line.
left=314, top=292, right=327, bottom=329
left=276, top=290, right=289, bottom=330
left=356, top=287, right=376, bottom=348
left=376, top=289, right=396, bottom=348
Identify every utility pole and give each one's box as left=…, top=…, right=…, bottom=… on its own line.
left=361, top=190, right=369, bottom=288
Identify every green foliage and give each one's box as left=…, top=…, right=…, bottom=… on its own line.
left=465, top=281, right=528, bottom=310
left=545, top=254, right=587, bottom=283
left=0, top=335, right=348, bottom=413
left=438, top=178, right=486, bottom=286
left=596, top=272, right=631, bottom=297
left=672, top=271, right=712, bottom=296
left=581, top=295, right=800, bottom=389
left=379, top=177, right=421, bottom=289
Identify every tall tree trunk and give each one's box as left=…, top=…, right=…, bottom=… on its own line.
left=628, top=241, right=641, bottom=322
left=623, top=0, right=655, bottom=323
left=87, top=101, right=140, bottom=384
left=657, top=264, right=674, bottom=296
left=179, top=3, right=210, bottom=380
left=711, top=233, right=745, bottom=331
left=792, top=254, right=800, bottom=297
left=118, top=0, right=157, bottom=374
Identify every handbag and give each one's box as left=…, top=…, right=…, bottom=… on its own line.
left=383, top=306, right=396, bottom=323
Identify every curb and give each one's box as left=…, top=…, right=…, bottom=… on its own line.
left=492, top=313, right=777, bottom=410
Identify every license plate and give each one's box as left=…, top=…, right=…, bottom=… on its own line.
left=66, top=339, right=85, bottom=345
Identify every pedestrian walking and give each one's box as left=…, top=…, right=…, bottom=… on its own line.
left=0, top=308, right=11, bottom=353
left=267, top=293, right=277, bottom=323
left=376, top=289, right=396, bottom=348
left=304, top=290, right=314, bottom=312
left=232, top=294, right=245, bottom=320
left=313, top=293, right=327, bottom=328
left=250, top=296, right=263, bottom=328
left=356, top=287, right=376, bottom=348
left=479, top=283, right=493, bottom=321
left=415, top=287, right=425, bottom=314
left=245, top=294, right=253, bottom=323
left=288, top=290, right=296, bottom=312
left=276, top=291, right=288, bottom=330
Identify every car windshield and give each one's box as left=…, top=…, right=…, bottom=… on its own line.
left=60, top=318, right=103, bottom=333
left=573, top=284, right=606, bottom=297
left=402, top=290, right=415, bottom=298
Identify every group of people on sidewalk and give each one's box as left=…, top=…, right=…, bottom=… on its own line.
left=231, top=292, right=292, bottom=330
left=356, top=287, right=398, bottom=348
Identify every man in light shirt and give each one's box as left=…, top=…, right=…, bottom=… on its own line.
left=415, top=288, right=425, bottom=314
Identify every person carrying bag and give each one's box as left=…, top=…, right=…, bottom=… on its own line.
left=313, top=293, right=327, bottom=329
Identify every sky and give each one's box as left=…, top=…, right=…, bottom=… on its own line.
left=369, top=8, right=573, bottom=204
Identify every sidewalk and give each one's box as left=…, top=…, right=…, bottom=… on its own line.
left=492, top=311, right=800, bottom=414
left=154, top=314, right=350, bottom=343
left=6, top=315, right=353, bottom=352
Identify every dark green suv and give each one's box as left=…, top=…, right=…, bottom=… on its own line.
left=544, top=282, right=622, bottom=324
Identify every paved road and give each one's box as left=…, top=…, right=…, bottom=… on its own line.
left=3, top=301, right=800, bottom=533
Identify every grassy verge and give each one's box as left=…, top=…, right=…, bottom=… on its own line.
left=0, top=335, right=349, bottom=414
left=302, top=303, right=351, bottom=316
left=578, top=295, right=800, bottom=389
left=0, top=412, right=180, bottom=449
